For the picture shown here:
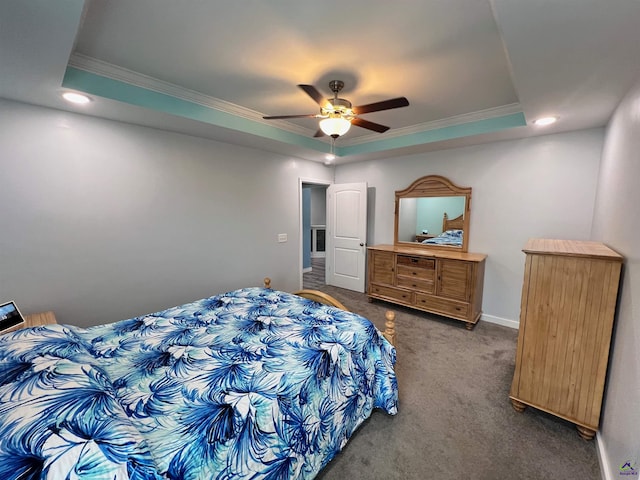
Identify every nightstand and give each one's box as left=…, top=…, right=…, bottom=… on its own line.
left=415, top=234, right=435, bottom=242
left=2, top=311, right=57, bottom=334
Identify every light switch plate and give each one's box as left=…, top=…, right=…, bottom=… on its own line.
left=277, top=233, right=287, bottom=243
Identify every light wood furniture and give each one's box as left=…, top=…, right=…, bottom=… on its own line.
left=395, top=175, right=471, bottom=252
left=414, top=211, right=464, bottom=243
left=442, top=212, right=464, bottom=232
left=292, top=289, right=349, bottom=311
left=380, top=175, right=487, bottom=328
left=415, top=234, right=435, bottom=242
left=367, top=244, right=486, bottom=329
left=263, top=278, right=396, bottom=345
left=509, top=239, right=623, bottom=440
left=2, top=310, right=57, bottom=334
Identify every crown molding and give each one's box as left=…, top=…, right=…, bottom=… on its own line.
left=68, top=53, right=316, bottom=138
left=338, top=103, right=523, bottom=147
left=68, top=54, right=521, bottom=149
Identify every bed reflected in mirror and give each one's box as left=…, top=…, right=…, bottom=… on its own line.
left=397, top=196, right=466, bottom=244
left=394, top=175, right=472, bottom=252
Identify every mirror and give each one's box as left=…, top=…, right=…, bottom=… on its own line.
left=394, top=175, right=472, bottom=252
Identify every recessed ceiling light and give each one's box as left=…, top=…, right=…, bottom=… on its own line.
left=62, top=92, right=91, bottom=104
left=533, top=116, right=557, bottom=126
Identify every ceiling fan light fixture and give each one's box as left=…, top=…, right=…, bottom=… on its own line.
left=263, top=81, right=409, bottom=138
left=319, top=116, right=351, bottom=138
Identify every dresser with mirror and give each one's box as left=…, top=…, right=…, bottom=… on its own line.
left=367, top=175, right=487, bottom=330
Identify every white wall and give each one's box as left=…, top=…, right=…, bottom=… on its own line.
left=335, top=129, right=604, bottom=323
left=0, top=99, right=332, bottom=327
left=591, top=77, right=640, bottom=478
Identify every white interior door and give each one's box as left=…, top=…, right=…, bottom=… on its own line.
left=326, top=182, right=367, bottom=292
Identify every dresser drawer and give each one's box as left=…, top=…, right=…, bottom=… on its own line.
left=369, top=284, right=414, bottom=303
left=415, top=292, right=469, bottom=319
left=366, top=245, right=485, bottom=330
left=397, top=255, right=435, bottom=269
left=396, top=276, right=435, bottom=294
left=396, top=264, right=435, bottom=281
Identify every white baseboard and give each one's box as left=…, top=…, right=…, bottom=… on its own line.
left=481, top=313, right=519, bottom=329
left=596, top=432, right=613, bottom=480
left=303, top=267, right=312, bottom=273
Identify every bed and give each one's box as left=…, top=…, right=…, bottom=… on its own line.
left=441, top=212, right=464, bottom=232
left=421, top=212, right=464, bottom=246
left=0, top=282, right=397, bottom=480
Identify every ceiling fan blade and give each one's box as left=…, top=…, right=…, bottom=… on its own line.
left=351, top=117, right=390, bottom=133
left=298, top=84, right=327, bottom=107
left=353, top=97, right=409, bottom=115
left=313, top=129, right=325, bottom=137
left=262, top=114, right=318, bottom=120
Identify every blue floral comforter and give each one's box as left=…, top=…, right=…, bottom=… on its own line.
left=0, top=287, right=397, bottom=479
left=422, top=229, right=463, bottom=246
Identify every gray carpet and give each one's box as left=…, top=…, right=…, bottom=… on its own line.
left=311, top=285, right=601, bottom=480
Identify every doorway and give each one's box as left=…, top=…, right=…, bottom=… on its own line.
left=301, top=182, right=328, bottom=289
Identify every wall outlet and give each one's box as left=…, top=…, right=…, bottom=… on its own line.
left=277, top=233, right=287, bottom=243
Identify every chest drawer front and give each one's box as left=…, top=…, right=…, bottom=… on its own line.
left=415, top=293, right=469, bottom=319
left=370, top=284, right=414, bottom=303
left=397, top=255, right=435, bottom=270
left=396, top=276, right=435, bottom=294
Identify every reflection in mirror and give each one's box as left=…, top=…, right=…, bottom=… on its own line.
left=397, top=196, right=466, bottom=243
left=394, top=175, right=472, bottom=252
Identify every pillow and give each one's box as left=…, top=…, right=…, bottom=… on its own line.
left=444, top=229, right=463, bottom=238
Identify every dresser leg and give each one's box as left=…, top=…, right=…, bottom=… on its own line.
left=510, top=399, right=527, bottom=413
left=465, top=322, right=475, bottom=330
left=576, top=426, right=596, bottom=441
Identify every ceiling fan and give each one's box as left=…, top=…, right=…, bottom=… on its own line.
left=263, top=80, right=410, bottom=138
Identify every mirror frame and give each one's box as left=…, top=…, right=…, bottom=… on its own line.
left=394, top=175, right=472, bottom=253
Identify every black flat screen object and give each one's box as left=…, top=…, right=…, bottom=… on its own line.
left=0, top=301, right=25, bottom=332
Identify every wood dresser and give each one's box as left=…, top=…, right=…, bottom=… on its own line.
left=509, top=239, right=623, bottom=440
left=2, top=311, right=57, bottom=334
left=367, top=244, right=486, bottom=329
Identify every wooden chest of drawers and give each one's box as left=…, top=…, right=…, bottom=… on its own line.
left=509, top=239, right=623, bottom=440
left=367, top=245, right=486, bottom=329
